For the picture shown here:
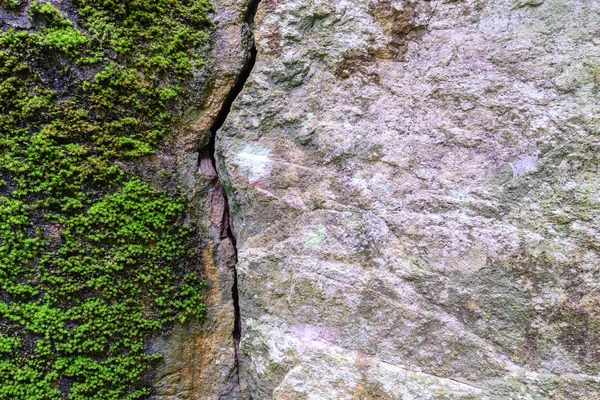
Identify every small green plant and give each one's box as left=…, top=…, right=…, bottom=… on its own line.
left=0, top=0, right=24, bottom=11
left=0, top=0, right=213, bottom=398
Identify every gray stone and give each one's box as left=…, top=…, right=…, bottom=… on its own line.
left=216, top=0, right=600, bottom=398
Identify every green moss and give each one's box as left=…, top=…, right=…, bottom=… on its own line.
left=0, top=0, right=213, bottom=398
left=0, top=0, right=24, bottom=11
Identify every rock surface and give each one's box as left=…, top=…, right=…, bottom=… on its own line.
left=216, top=0, right=600, bottom=398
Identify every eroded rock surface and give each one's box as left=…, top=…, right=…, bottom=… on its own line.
left=217, top=0, right=600, bottom=398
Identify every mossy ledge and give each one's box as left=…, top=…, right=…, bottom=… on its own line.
left=0, top=0, right=213, bottom=398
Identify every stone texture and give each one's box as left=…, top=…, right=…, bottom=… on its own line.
left=217, top=0, right=600, bottom=398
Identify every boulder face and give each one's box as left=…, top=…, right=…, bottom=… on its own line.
left=216, top=0, right=600, bottom=398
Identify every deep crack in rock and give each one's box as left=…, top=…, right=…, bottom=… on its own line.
left=201, top=0, right=260, bottom=395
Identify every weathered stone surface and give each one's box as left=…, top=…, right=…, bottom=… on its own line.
left=217, top=0, right=600, bottom=398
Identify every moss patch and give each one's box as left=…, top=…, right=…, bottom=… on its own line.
left=0, top=0, right=213, bottom=398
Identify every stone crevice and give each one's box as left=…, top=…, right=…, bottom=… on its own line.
left=197, top=0, right=260, bottom=395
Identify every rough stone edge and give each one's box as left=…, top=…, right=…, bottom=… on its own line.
left=150, top=0, right=256, bottom=397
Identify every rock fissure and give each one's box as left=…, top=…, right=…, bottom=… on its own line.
left=199, top=0, right=260, bottom=393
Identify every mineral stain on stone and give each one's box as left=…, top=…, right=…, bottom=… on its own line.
left=304, top=224, right=327, bottom=250
left=234, top=144, right=273, bottom=183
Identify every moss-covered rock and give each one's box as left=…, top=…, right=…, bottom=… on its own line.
left=0, top=1, right=213, bottom=398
